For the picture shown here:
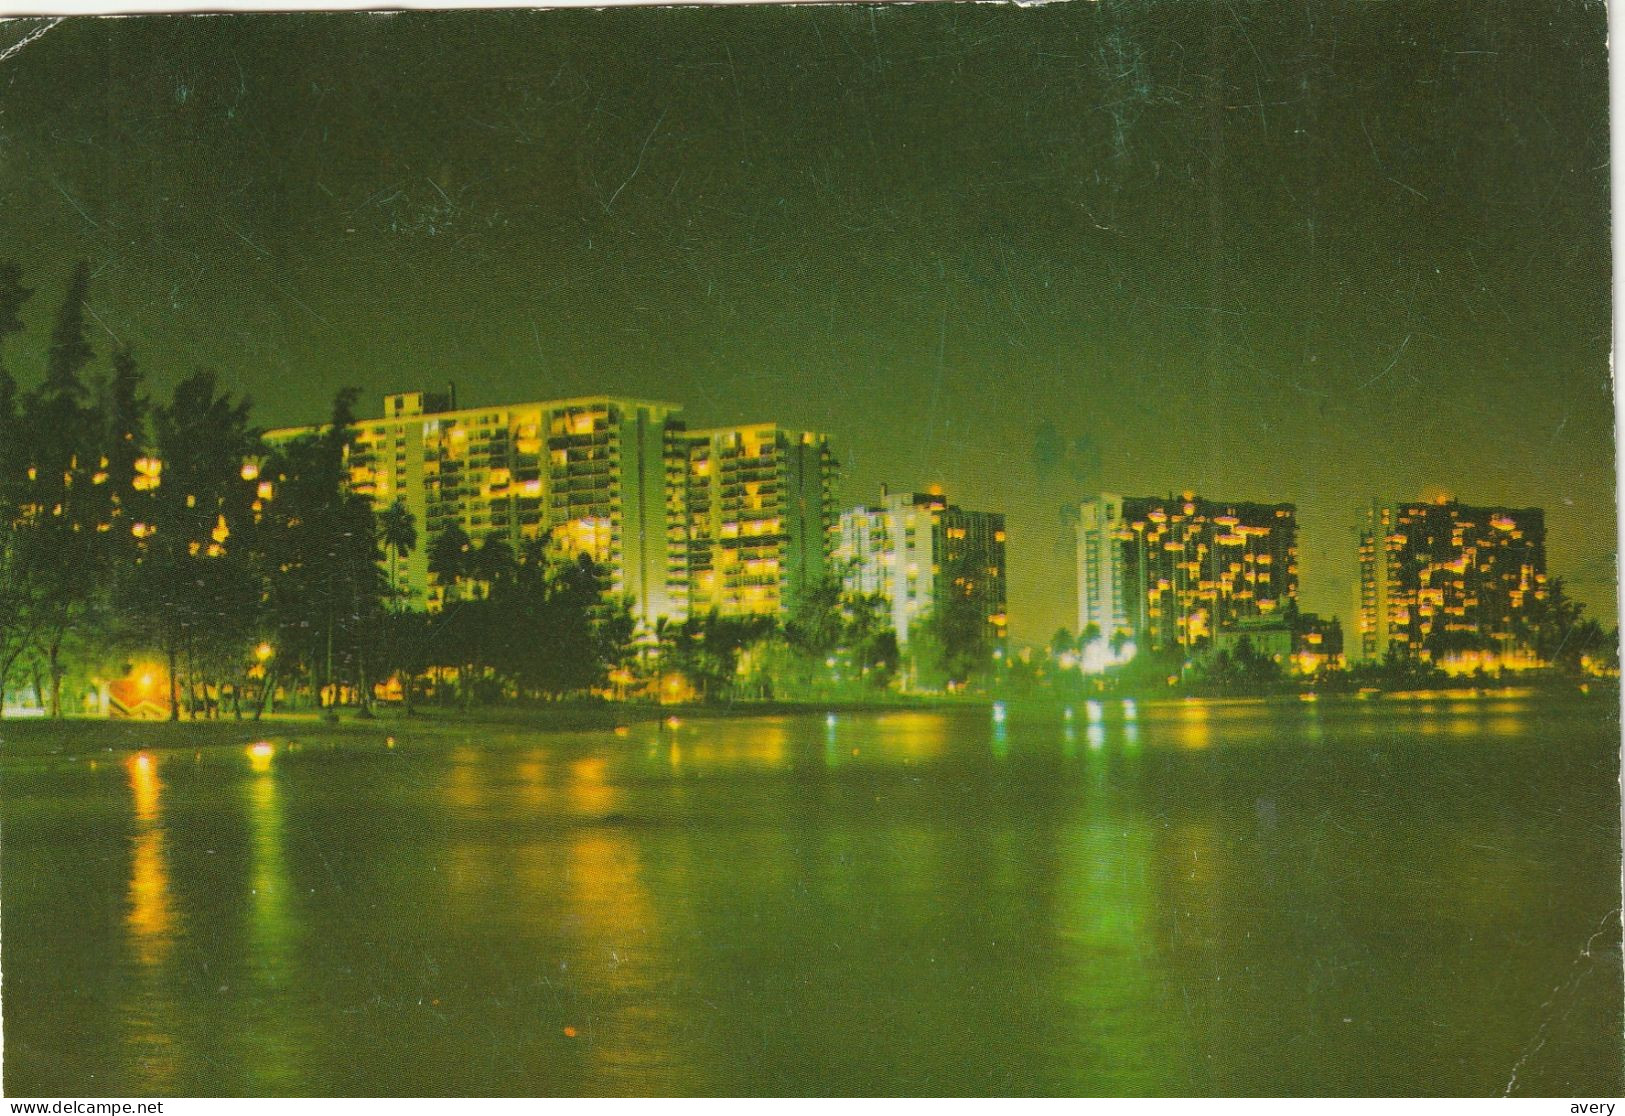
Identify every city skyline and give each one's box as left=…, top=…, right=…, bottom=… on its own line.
left=261, top=382, right=1587, bottom=652
left=0, top=4, right=1611, bottom=643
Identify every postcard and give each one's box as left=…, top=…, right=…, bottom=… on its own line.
left=0, top=2, right=1617, bottom=1100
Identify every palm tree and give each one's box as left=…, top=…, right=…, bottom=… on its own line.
left=378, top=498, right=417, bottom=610
left=428, top=524, right=471, bottom=605
left=468, top=532, right=516, bottom=599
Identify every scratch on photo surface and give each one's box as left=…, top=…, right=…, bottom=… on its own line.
left=1502, top=908, right=1621, bottom=1096
left=0, top=17, right=61, bottom=67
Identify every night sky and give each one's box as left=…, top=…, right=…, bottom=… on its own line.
left=0, top=3, right=1612, bottom=643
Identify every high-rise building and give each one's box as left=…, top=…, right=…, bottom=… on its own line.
left=682, top=424, right=838, bottom=617
left=266, top=391, right=689, bottom=625
left=1354, top=496, right=1546, bottom=665
left=267, top=393, right=842, bottom=628
left=835, top=487, right=1008, bottom=646
left=1076, top=491, right=1298, bottom=655
left=1076, top=494, right=1131, bottom=644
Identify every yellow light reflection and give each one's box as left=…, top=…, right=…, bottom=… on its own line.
left=243, top=748, right=298, bottom=1090
left=668, top=718, right=790, bottom=771
left=1174, top=701, right=1212, bottom=750
left=871, top=712, right=949, bottom=762
left=125, top=753, right=173, bottom=966
left=518, top=817, right=679, bottom=1089
left=1302, top=704, right=1325, bottom=746
left=130, top=752, right=160, bottom=823
left=515, top=756, right=550, bottom=808
left=123, top=751, right=178, bottom=1091
left=128, top=832, right=172, bottom=965
left=446, top=746, right=486, bottom=809
left=247, top=741, right=274, bottom=773
left=568, top=756, right=618, bottom=816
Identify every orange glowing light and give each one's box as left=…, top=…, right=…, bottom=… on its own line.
left=247, top=741, right=274, bottom=773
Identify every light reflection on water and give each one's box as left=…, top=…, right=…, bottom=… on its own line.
left=244, top=748, right=300, bottom=1093
left=1172, top=700, right=1212, bottom=750
left=122, top=753, right=176, bottom=1092
left=125, top=754, right=171, bottom=965
left=2, top=695, right=1620, bottom=1096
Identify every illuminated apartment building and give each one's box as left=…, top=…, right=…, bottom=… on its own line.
left=1076, top=494, right=1132, bottom=643
left=266, top=390, right=689, bottom=625
left=1354, top=496, right=1546, bottom=666
left=682, top=424, right=838, bottom=617
left=834, top=487, right=1008, bottom=646
left=1077, top=491, right=1298, bottom=654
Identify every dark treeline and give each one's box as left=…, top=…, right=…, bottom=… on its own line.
left=1006, top=593, right=1618, bottom=702
left=0, top=264, right=1000, bottom=720
left=0, top=264, right=647, bottom=720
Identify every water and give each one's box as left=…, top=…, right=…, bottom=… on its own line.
left=3, top=696, right=1620, bottom=1096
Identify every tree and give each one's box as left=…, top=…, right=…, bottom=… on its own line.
left=259, top=388, right=382, bottom=717
left=374, top=498, right=419, bottom=707
left=42, top=261, right=92, bottom=400
left=100, top=348, right=148, bottom=518
left=377, top=608, right=434, bottom=713
left=659, top=608, right=775, bottom=701
left=1516, top=577, right=1595, bottom=672
left=0, top=261, right=29, bottom=345
left=428, top=524, right=472, bottom=604
left=845, top=591, right=898, bottom=688
left=905, top=611, right=948, bottom=692
left=0, top=261, right=34, bottom=714
left=936, top=586, right=994, bottom=687
left=1203, top=636, right=1282, bottom=690
left=17, top=265, right=104, bottom=715
left=125, top=371, right=259, bottom=719
left=378, top=498, right=417, bottom=608
left=783, top=576, right=844, bottom=661
left=1051, top=627, right=1079, bottom=660
left=467, top=531, right=516, bottom=598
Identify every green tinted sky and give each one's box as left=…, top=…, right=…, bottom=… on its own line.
left=0, top=3, right=1612, bottom=642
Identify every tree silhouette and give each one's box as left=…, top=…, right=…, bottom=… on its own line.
left=126, top=370, right=258, bottom=719
left=378, top=498, right=417, bottom=608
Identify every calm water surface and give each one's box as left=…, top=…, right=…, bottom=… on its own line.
left=3, top=697, right=1620, bottom=1096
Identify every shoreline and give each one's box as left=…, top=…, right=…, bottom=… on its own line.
left=0, top=681, right=1613, bottom=760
